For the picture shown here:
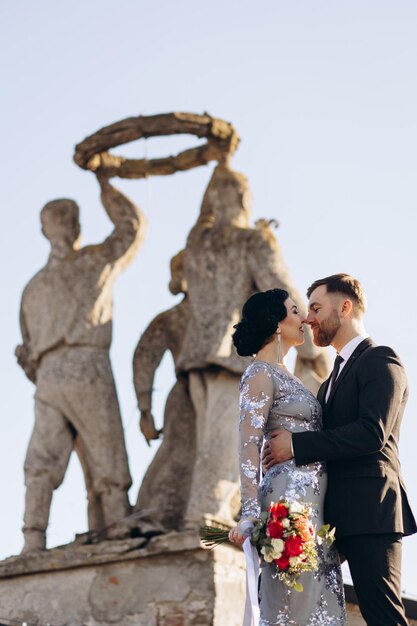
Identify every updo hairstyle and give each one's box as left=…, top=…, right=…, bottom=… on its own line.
left=232, top=289, right=289, bottom=357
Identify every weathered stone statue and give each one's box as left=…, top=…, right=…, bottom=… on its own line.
left=16, top=175, right=146, bottom=552
left=133, top=250, right=195, bottom=530
left=176, top=164, right=325, bottom=527
left=294, top=351, right=330, bottom=395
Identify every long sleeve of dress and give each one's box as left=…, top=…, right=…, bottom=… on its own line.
left=239, top=363, right=274, bottom=520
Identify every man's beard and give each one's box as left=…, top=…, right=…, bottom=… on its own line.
left=313, top=309, right=341, bottom=347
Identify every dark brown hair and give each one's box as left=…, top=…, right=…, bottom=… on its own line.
left=232, top=289, right=289, bottom=356
left=307, top=273, right=366, bottom=313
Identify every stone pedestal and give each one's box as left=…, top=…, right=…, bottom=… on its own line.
left=0, top=532, right=415, bottom=626
left=0, top=531, right=246, bottom=626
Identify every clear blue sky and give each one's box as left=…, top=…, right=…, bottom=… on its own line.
left=1, top=0, right=416, bottom=595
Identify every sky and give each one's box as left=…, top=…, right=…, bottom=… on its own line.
left=1, top=0, right=416, bottom=596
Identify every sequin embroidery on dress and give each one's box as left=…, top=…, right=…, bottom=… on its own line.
left=239, top=361, right=346, bottom=625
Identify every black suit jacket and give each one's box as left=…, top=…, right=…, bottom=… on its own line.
left=292, top=338, right=417, bottom=538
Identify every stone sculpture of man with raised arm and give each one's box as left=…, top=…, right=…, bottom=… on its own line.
left=16, top=174, right=146, bottom=552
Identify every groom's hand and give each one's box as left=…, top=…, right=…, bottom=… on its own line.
left=262, top=430, right=293, bottom=470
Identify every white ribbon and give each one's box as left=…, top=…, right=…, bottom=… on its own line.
left=240, top=521, right=260, bottom=626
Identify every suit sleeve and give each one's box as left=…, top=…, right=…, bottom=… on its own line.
left=292, top=347, right=407, bottom=464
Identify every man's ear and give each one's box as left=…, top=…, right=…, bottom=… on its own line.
left=340, top=299, right=353, bottom=318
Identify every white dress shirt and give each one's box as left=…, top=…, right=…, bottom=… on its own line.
left=325, top=334, right=369, bottom=402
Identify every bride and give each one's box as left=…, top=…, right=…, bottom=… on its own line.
left=228, top=288, right=346, bottom=625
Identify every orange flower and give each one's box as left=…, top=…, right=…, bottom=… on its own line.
left=295, top=518, right=313, bottom=542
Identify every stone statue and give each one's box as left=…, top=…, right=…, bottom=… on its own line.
left=16, top=174, right=146, bottom=552
left=294, top=351, right=330, bottom=396
left=133, top=250, right=195, bottom=530
left=175, top=164, right=326, bottom=527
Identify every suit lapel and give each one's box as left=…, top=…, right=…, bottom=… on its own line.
left=317, top=378, right=330, bottom=410
left=325, top=337, right=373, bottom=409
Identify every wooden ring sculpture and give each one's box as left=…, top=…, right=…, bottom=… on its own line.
left=74, top=112, right=240, bottom=178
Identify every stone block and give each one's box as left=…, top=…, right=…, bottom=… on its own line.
left=0, top=531, right=246, bottom=626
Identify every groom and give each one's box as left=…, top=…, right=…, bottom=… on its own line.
left=262, top=273, right=416, bottom=626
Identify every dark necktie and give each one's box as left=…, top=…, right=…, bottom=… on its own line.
left=327, top=354, right=344, bottom=400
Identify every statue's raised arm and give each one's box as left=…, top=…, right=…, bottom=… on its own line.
left=96, top=173, right=146, bottom=268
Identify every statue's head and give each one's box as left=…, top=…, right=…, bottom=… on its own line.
left=200, top=165, right=251, bottom=226
left=41, top=199, right=81, bottom=248
left=169, top=249, right=187, bottom=295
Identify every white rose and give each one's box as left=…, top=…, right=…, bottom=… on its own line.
left=261, top=546, right=274, bottom=563
left=281, top=517, right=290, bottom=528
left=271, top=538, right=285, bottom=553
left=289, top=501, right=303, bottom=514
left=271, top=549, right=283, bottom=559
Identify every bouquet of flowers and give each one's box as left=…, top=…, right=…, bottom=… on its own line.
left=200, top=498, right=335, bottom=592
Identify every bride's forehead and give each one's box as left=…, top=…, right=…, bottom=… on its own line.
left=284, top=298, right=297, bottom=310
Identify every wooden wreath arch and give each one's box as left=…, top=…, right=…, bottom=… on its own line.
left=74, top=112, right=240, bottom=178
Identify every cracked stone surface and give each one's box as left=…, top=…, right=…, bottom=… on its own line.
left=0, top=531, right=246, bottom=626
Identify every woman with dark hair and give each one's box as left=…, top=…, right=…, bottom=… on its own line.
left=229, top=289, right=346, bottom=625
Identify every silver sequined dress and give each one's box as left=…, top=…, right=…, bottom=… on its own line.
left=239, top=361, right=346, bottom=626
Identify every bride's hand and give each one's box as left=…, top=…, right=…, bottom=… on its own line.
left=228, top=518, right=256, bottom=547
left=228, top=525, right=246, bottom=547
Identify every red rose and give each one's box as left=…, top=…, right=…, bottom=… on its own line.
left=267, top=520, right=283, bottom=538
left=275, top=554, right=290, bottom=570
left=270, top=503, right=289, bottom=520
left=285, top=535, right=303, bottom=557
